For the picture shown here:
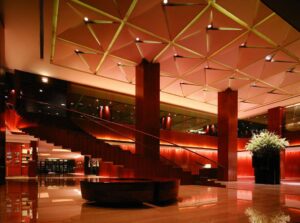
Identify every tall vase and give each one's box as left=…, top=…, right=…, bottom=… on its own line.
left=252, top=149, right=280, bottom=184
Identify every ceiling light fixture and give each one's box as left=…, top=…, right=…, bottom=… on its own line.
left=74, top=49, right=97, bottom=55
left=206, top=24, right=241, bottom=31
left=229, top=76, right=251, bottom=81
left=250, top=82, right=269, bottom=89
left=117, top=62, right=135, bottom=67
left=267, top=89, right=290, bottom=95
left=265, top=55, right=273, bottom=62
left=173, top=54, right=201, bottom=60
left=83, top=17, right=115, bottom=24
left=239, top=43, right=273, bottom=49
left=135, top=37, right=166, bottom=44
left=286, top=67, right=300, bottom=73
left=162, top=0, right=206, bottom=6
left=41, top=76, right=48, bottom=83
left=265, top=55, right=295, bottom=63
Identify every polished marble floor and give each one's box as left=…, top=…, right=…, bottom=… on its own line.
left=1, top=177, right=300, bottom=223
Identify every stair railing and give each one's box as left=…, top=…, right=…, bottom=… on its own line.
left=13, top=97, right=224, bottom=174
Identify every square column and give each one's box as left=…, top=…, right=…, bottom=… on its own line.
left=218, top=88, right=238, bottom=181
left=135, top=60, right=160, bottom=160
left=268, top=107, right=285, bottom=179
left=0, top=74, right=5, bottom=184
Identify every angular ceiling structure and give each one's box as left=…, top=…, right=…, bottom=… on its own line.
left=51, top=0, right=300, bottom=117
left=3, top=0, right=299, bottom=118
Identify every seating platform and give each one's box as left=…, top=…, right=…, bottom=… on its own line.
left=80, top=178, right=179, bottom=205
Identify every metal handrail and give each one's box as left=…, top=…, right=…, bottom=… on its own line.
left=12, top=96, right=224, bottom=169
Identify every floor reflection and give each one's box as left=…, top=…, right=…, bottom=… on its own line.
left=0, top=177, right=300, bottom=222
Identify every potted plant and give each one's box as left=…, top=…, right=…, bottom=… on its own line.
left=246, top=130, right=289, bottom=184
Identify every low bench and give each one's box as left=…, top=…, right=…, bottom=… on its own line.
left=80, top=178, right=179, bottom=205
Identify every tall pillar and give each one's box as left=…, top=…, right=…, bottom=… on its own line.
left=0, top=73, right=5, bottom=184
left=218, top=88, right=238, bottom=181
left=135, top=59, right=160, bottom=160
left=268, top=107, right=285, bottom=179
left=28, top=141, right=38, bottom=177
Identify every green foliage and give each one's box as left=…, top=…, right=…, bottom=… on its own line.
left=245, top=130, right=289, bottom=153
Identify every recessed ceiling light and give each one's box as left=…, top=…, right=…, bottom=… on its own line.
left=41, top=76, right=48, bottom=83
left=265, top=55, right=272, bottom=62
left=240, top=42, right=246, bottom=48
left=39, top=89, right=43, bottom=93
left=84, top=17, right=89, bottom=22
left=163, top=0, right=168, bottom=4
left=135, top=37, right=141, bottom=42
left=207, top=24, right=213, bottom=29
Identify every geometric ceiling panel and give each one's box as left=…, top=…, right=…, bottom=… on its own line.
left=160, top=76, right=177, bottom=90
left=206, top=9, right=245, bottom=55
left=128, top=0, right=169, bottom=39
left=239, top=101, right=258, bottom=111
left=216, top=0, right=272, bottom=26
left=96, top=55, right=134, bottom=82
left=281, top=82, right=300, bottom=95
left=162, top=79, right=186, bottom=96
left=157, top=46, right=204, bottom=76
left=182, top=63, right=207, bottom=85
left=52, top=0, right=300, bottom=116
left=180, top=82, right=202, bottom=97
left=236, top=35, right=275, bottom=69
left=240, top=59, right=266, bottom=79
left=259, top=51, right=298, bottom=79
left=238, top=83, right=271, bottom=100
left=188, top=88, right=218, bottom=103
left=53, top=39, right=103, bottom=73
left=205, top=63, right=233, bottom=84
left=56, top=1, right=84, bottom=35
left=255, top=14, right=299, bottom=45
left=126, top=26, right=169, bottom=61
left=285, top=39, right=300, bottom=58
left=210, top=75, right=251, bottom=91
left=163, top=0, right=208, bottom=39
left=110, top=28, right=142, bottom=63
left=80, top=0, right=132, bottom=18
left=250, top=92, right=290, bottom=105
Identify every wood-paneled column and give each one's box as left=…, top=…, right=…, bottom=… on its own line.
left=268, top=107, right=285, bottom=179
left=0, top=86, right=5, bottom=184
left=218, top=88, right=238, bottom=181
left=135, top=59, right=160, bottom=160
left=28, top=141, right=38, bottom=177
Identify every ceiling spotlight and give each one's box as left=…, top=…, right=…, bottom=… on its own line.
left=207, top=24, right=213, bottom=30
left=265, top=55, right=273, bottom=62
left=135, top=37, right=141, bottom=43
left=162, top=0, right=206, bottom=6
left=74, top=49, right=97, bottom=55
left=239, top=42, right=247, bottom=48
left=41, top=76, right=48, bottom=83
left=117, top=62, right=134, bottom=67
left=75, top=49, right=82, bottom=54
left=39, top=89, right=43, bottom=93
left=84, top=17, right=89, bottom=22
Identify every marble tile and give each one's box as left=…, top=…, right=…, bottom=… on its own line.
left=0, top=177, right=300, bottom=223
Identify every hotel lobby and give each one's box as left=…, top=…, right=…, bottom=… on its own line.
left=1, top=0, right=300, bottom=222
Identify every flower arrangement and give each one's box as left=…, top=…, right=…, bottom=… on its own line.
left=245, top=207, right=290, bottom=223
left=245, top=130, right=289, bottom=153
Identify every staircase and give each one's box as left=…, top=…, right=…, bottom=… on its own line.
left=22, top=124, right=224, bottom=186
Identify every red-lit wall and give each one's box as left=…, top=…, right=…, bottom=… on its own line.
left=285, top=149, right=300, bottom=178
left=6, top=143, right=31, bottom=177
